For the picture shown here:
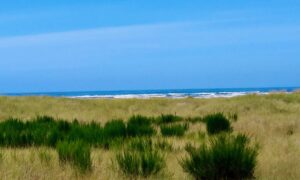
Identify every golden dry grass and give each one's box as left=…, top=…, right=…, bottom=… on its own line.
left=0, top=93, right=299, bottom=179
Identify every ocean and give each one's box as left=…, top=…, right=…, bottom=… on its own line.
left=2, top=87, right=299, bottom=99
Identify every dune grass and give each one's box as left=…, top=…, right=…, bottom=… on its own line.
left=0, top=93, right=299, bottom=179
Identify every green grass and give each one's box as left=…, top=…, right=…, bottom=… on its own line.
left=127, top=137, right=154, bottom=152
left=116, top=149, right=165, bottom=177
left=204, top=113, right=232, bottom=135
left=103, top=119, right=126, bottom=139
left=56, top=140, right=92, bottom=173
left=160, top=123, right=189, bottom=137
left=126, top=115, right=156, bottom=137
left=0, top=93, right=300, bottom=179
left=156, top=114, right=182, bottom=124
left=181, top=133, right=258, bottom=180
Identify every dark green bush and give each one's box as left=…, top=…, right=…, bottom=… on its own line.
left=0, top=117, right=104, bottom=148
left=140, top=150, right=165, bottom=177
left=157, top=114, right=182, bottom=124
left=127, top=115, right=155, bottom=137
left=204, top=113, right=232, bottom=135
left=66, top=122, right=104, bottom=146
left=116, top=151, right=140, bottom=176
left=160, top=123, right=188, bottom=137
left=180, top=134, right=258, bottom=180
left=116, top=149, right=165, bottom=177
left=56, top=140, right=92, bottom=173
left=104, top=120, right=126, bottom=139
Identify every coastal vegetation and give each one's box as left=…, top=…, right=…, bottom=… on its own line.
left=0, top=93, right=299, bottom=179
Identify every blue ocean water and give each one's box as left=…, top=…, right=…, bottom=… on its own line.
left=2, top=87, right=299, bottom=99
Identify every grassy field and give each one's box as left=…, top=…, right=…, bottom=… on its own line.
left=0, top=93, right=299, bottom=179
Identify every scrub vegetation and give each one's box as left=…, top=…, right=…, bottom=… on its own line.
left=0, top=93, right=299, bottom=179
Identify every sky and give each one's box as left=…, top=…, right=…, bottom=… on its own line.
left=1, top=0, right=300, bottom=93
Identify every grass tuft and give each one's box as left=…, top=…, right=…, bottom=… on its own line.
left=116, top=149, right=165, bottom=177
left=204, top=113, right=232, bottom=135
left=157, top=114, right=182, bottom=124
left=181, top=133, right=258, bottom=180
left=127, top=115, right=156, bottom=137
left=160, top=123, right=189, bottom=137
left=56, top=140, right=92, bottom=173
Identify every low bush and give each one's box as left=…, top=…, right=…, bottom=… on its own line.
left=180, top=134, right=258, bottom=180
left=127, top=115, right=156, bottom=137
left=104, top=119, right=126, bottom=139
left=116, top=149, right=165, bottom=177
left=0, top=117, right=105, bottom=148
left=56, top=140, right=92, bottom=173
left=140, top=150, right=165, bottom=177
left=116, top=151, right=140, bottom=176
left=160, top=123, right=188, bottom=137
left=157, top=114, right=182, bottom=124
left=204, top=113, right=232, bottom=135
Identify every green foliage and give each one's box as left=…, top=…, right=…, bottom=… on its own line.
left=65, top=122, right=104, bottom=146
left=104, top=119, right=126, bottom=139
left=56, top=140, right=92, bottom=173
left=127, top=115, right=156, bottom=137
left=0, top=116, right=104, bottom=148
left=128, top=138, right=173, bottom=152
left=116, top=151, right=140, bottom=176
left=160, top=123, right=188, bottom=137
left=180, top=134, right=258, bottom=180
left=128, top=137, right=153, bottom=152
left=157, top=114, right=182, bottom=124
left=116, top=149, right=165, bottom=177
left=140, top=150, right=165, bottom=177
left=204, top=113, right=232, bottom=135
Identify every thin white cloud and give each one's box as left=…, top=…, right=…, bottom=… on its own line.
left=0, top=21, right=300, bottom=49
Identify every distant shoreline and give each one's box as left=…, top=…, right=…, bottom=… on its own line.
left=1, top=87, right=299, bottom=99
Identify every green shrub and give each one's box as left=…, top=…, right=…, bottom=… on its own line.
left=204, top=113, right=232, bottom=135
left=116, top=149, right=165, bottom=177
left=157, top=114, right=182, bottom=124
left=0, top=117, right=103, bottom=148
left=127, top=115, right=155, bottom=137
left=104, top=120, right=126, bottom=139
left=116, top=151, right=140, bottom=176
left=0, top=119, right=25, bottom=147
left=56, top=141, right=92, bottom=173
left=140, top=150, right=165, bottom=177
left=180, top=134, right=258, bottom=180
left=160, top=123, right=188, bottom=137
left=66, top=122, right=104, bottom=146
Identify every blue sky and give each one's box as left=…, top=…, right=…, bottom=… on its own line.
left=1, top=0, right=300, bottom=93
